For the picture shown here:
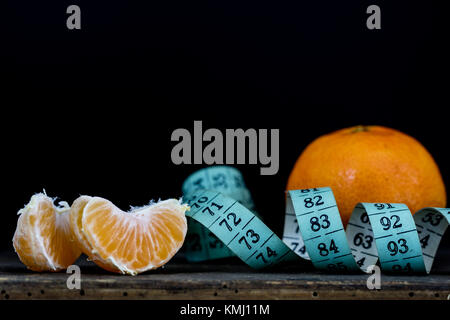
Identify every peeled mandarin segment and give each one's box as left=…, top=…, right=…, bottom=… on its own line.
left=81, top=197, right=188, bottom=275
left=69, top=195, right=94, bottom=255
left=69, top=195, right=120, bottom=273
left=13, top=193, right=82, bottom=272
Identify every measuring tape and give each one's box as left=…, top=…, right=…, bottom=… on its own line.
left=182, top=166, right=450, bottom=273
left=182, top=166, right=256, bottom=261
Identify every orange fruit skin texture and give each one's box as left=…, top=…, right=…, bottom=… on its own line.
left=287, top=126, right=447, bottom=226
left=13, top=194, right=81, bottom=272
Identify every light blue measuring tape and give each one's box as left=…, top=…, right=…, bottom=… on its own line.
left=182, top=166, right=257, bottom=261
left=182, top=166, right=450, bottom=273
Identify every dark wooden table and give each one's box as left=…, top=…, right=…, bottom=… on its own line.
left=1, top=250, right=449, bottom=300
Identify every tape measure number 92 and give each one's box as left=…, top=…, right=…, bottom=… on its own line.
left=182, top=166, right=450, bottom=274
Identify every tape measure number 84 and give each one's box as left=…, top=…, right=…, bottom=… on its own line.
left=182, top=166, right=450, bottom=273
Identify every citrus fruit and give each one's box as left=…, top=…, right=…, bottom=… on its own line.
left=287, top=125, right=446, bottom=225
left=69, top=195, right=128, bottom=272
left=13, top=193, right=81, bottom=272
left=70, top=196, right=189, bottom=275
left=69, top=195, right=94, bottom=258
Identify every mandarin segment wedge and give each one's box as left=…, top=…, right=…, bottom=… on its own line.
left=69, top=195, right=94, bottom=257
left=69, top=195, right=130, bottom=273
left=13, top=193, right=82, bottom=272
left=71, top=196, right=189, bottom=275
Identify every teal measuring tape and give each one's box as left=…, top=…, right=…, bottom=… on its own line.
left=182, top=166, right=256, bottom=261
left=182, top=166, right=450, bottom=273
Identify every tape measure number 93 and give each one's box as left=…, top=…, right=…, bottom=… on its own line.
left=182, top=166, right=450, bottom=273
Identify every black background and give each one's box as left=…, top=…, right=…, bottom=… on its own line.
left=0, top=0, right=449, bottom=251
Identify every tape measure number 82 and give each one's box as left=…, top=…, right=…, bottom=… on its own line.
left=182, top=166, right=450, bottom=273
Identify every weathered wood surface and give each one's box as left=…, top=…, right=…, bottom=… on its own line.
left=1, top=250, right=449, bottom=300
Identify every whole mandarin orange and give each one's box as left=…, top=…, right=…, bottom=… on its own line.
left=287, top=125, right=446, bottom=226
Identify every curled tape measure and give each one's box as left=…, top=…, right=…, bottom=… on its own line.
left=182, top=166, right=450, bottom=273
left=182, top=166, right=257, bottom=261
